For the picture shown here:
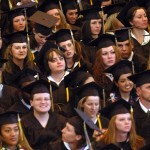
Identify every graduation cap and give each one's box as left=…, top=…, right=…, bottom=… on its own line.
left=61, top=0, right=79, bottom=14
left=64, top=64, right=91, bottom=88
left=128, top=70, right=150, bottom=87
left=105, top=60, right=133, bottom=81
left=114, top=27, right=132, bottom=42
left=35, top=41, right=65, bottom=72
left=38, top=0, right=61, bottom=12
left=47, top=29, right=74, bottom=43
left=100, top=99, right=131, bottom=119
left=22, top=79, right=51, bottom=96
left=29, top=11, right=59, bottom=36
left=72, top=82, right=102, bottom=100
left=89, top=33, right=116, bottom=49
left=102, top=2, right=125, bottom=17
left=117, top=0, right=138, bottom=27
left=10, top=68, right=39, bottom=88
left=4, top=31, right=27, bottom=45
left=74, top=108, right=100, bottom=149
left=80, top=6, right=102, bottom=20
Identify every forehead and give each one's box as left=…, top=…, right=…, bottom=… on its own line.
left=117, top=40, right=130, bottom=45
left=47, top=9, right=59, bottom=14
left=13, top=15, right=25, bottom=20
left=12, top=42, right=27, bottom=46
left=134, top=8, right=146, bottom=16
left=116, top=113, right=131, bottom=118
left=1, top=123, right=18, bottom=129
left=33, top=93, right=50, bottom=98
left=85, top=96, right=100, bottom=102
left=119, top=73, right=132, bottom=79
left=59, top=39, right=72, bottom=45
left=102, top=46, right=114, bottom=51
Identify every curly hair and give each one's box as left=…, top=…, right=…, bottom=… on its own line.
left=93, top=45, right=121, bottom=85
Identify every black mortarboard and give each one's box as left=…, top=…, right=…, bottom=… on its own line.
left=101, top=143, right=120, bottom=150
left=47, top=29, right=72, bottom=43
left=128, top=70, right=150, bottom=87
left=35, top=41, right=65, bottom=71
left=117, top=0, right=138, bottom=27
left=0, top=111, right=18, bottom=126
left=38, top=0, right=60, bottom=12
left=102, top=2, right=125, bottom=17
left=89, top=33, right=116, bottom=49
left=62, top=0, right=79, bottom=14
left=74, top=108, right=100, bottom=131
left=29, top=11, right=59, bottom=36
left=4, top=31, right=27, bottom=44
left=80, top=6, right=102, bottom=20
left=100, top=99, right=131, bottom=119
left=8, top=2, right=36, bottom=20
left=105, top=60, right=133, bottom=81
left=72, top=82, right=102, bottom=100
left=64, top=64, right=91, bottom=88
left=114, top=27, right=131, bottom=42
left=10, top=68, right=39, bottom=88
left=22, top=79, right=50, bottom=95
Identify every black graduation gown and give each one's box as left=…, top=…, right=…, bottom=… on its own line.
left=0, top=84, right=20, bottom=112
left=132, top=38, right=150, bottom=61
left=87, top=115, right=109, bottom=141
left=48, top=140, right=67, bottom=150
left=132, top=53, right=147, bottom=73
left=2, top=60, right=40, bottom=87
left=21, top=111, right=66, bottom=150
left=133, top=101, right=150, bottom=144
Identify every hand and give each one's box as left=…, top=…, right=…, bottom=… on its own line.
left=0, top=39, right=2, bottom=49
left=93, top=129, right=107, bottom=141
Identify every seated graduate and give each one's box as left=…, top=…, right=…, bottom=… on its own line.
left=21, top=79, right=67, bottom=150
left=74, top=82, right=109, bottom=141
left=94, top=100, right=145, bottom=150
left=0, top=109, right=32, bottom=150
left=105, top=60, right=138, bottom=105
left=49, top=108, right=100, bottom=150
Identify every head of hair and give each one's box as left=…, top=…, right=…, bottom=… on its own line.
left=100, top=114, right=145, bottom=150
left=44, top=48, right=67, bottom=75
left=2, top=44, right=34, bottom=74
left=93, top=45, right=121, bottom=85
left=126, top=6, right=147, bottom=26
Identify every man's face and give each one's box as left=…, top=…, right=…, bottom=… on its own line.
left=117, top=40, right=132, bottom=59
left=137, top=83, right=150, bottom=102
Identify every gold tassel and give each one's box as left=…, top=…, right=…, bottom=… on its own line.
left=78, top=61, right=81, bottom=67
left=97, top=114, right=102, bottom=129
left=90, top=0, right=93, bottom=6
left=48, top=80, right=54, bottom=112
left=17, top=114, right=24, bottom=142
left=66, top=87, right=69, bottom=102
left=8, top=0, right=13, bottom=10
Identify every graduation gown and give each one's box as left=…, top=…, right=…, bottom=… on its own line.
left=132, top=38, right=150, bottom=61
left=22, top=111, right=66, bottom=150
left=133, top=101, right=150, bottom=144
left=0, top=84, right=20, bottom=112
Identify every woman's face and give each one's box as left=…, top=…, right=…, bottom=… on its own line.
left=59, top=40, right=75, bottom=60
left=116, top=73, right=134, bottom=93
left=0, top=123, right=19, bottom=147
left=11, top=43, right=28, bottom=61
left=130, top=9, right=148, bottom=29
left=47, top=9, right=61, bottom=26
left=62, top=122, right=81, bottom=143
left=90, top=19, right=102, bottom=38
left=83, top=96, right=100, bottom=118
left=101, top=46, right=116, bottom=68
left=66, top=9, right=78, bottom=25
left=48, top=51, right=66, bottom=74
left=115, top=113, right=132, bottom=134
left=13, top=15, right=26, bottom=32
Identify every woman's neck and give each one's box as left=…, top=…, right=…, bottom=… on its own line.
left=13, top=58, right=24, bottom=70
left=91, top=34, right=99, bottom=39
left=33, top=111, right=49, bottom=128
left=4, top=144, right=17, bottom=150
left=66, top=58, right=74, bottom=68
left=69, top=142, right=80, bottom=150
left=120, top=91, right=130, bottom=102
left=116, top=131, right=128, bottom=142
left=132, top=28, right=145, bottom=44
left=90, top=116, right=97, bottom=123
left=51, top=71, right=65, bottom=82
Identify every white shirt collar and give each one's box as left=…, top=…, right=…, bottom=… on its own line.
left=127, top=51, right=134, bottom=61
left=131, top=30, right=150, bottom=45
left=63, top=142, right=89, bottom=150
left=139, top=100, right=150, bottom=113
left=47, top=71, right=69, bottom=86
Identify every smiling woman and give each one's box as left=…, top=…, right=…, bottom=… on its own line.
left=0, top=111, right=32, bottom=150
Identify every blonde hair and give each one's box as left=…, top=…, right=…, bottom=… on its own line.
left=99, top=115, right=145, bottom=150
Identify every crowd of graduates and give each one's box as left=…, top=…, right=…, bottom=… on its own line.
left=0, top=0, right=150, bottom=149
